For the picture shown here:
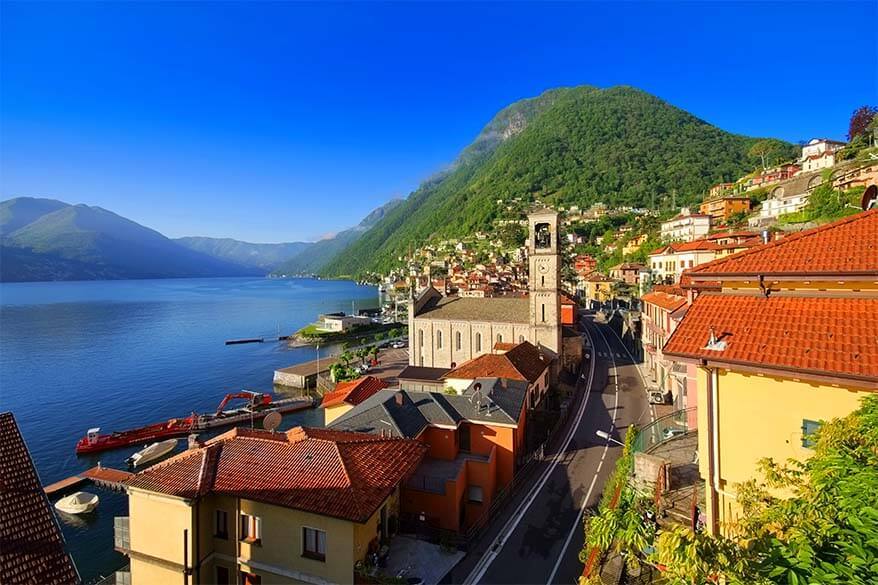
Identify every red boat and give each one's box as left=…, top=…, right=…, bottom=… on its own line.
left=75, top=391, right=314, bottom=454
left=76, top=417, right=196, bottom=454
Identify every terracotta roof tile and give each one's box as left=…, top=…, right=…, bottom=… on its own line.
left=663, top=294, right=878, bottom=383
left=0, top=412, right=79, bottom=585
left=444, top=341, right=549, bottom=383
left=321, top=376, right=388, bottom=408
left=650, top=240, right=719, bottom=255
left=641, top=291, right=687, bottom=313
left=125, top=426, right=427, bottom=523
left=688, top=209, right=878, bottom=277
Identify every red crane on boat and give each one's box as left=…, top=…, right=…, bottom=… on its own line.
left=214, top=391, right=271, bottom=415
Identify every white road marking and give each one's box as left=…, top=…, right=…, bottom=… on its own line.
left=603, top=323, right=656, bottom=423
left=546, top=322, right=622, bottom=585
left=463, top=325, right=599, bottom=585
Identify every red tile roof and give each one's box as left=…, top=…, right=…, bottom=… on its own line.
left=663, top=294, right=878, bottom=384
left=125, top=426, right=427, bottom=523
left=641, top=291, right=687, bottom=313
left=444, top=341, right=549, bottom=383
left=650, top=240, right=718, bottom=255
left=321, top=376, right=388, bottom=408
left=688, top=209, right=878, bottom=278
left=0, top=412, right=79, bottom=584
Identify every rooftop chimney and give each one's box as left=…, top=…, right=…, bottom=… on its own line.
left=395, top=392, right=404, bottom=406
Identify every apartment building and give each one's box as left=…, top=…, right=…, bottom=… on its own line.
left=660, top=208, right=711, bottom=242
left=648, top=240, right=717, bottom=284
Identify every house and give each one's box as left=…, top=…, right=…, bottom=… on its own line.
left=0, top=412, right=80, bottom=585
left=321, top=376, right=389, bottom=425
left=622, top=234, right=648, bottom=256
left=831, top=160, right=878, bottom=191
left=318, top=313, right=371, bottom=332
left=648, top=240, right=717, bottom=284
left=396, top=366, right=450, bottom=393
left=800, top=138, right=846, bottom=173
left=329, top=379, right=529, bottom=533
left=442, top=340, right=551, bottom=409
left=748, top=171, right=826, bottom=227
left=744, top=163, right=801, bottom=191
left=664, top=209, right=878, bottom=537
left=639, top=288, right=696, bottom=424
left=609, top=262, right=645, bottom=285
left=660, top=209, right=711, bottom=242
left=120, top=426, right=427, bottom=585
left=705, top=231, right=763, bottom=258
left=708, top=183, right=735, bottom=198
left=578, top=272, right=615, bottom=306
left=574, top=254, right=598, bottom=274
left=560, top=293, right=577, bottom=325
left=699, top=196, right=751, bottom=224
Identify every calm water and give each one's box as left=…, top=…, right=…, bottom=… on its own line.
left=0, top=277, right=378, bottom=583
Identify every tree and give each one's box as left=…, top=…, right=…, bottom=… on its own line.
left=652, top=394, right=878, bottom=584
left=748, top=139, right=786, bottom=170
left=848, top=105, right=877, bottom=141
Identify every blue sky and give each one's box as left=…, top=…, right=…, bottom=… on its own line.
left=2, top=1, right=876, bottom=243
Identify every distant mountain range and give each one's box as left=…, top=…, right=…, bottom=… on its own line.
left=0, top=197, right=402, bottom=283
left=319, top=85, right=799, bottom=277
left=270, top=198, right=403, bottom=276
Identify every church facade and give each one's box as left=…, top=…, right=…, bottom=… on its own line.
left=408, top=208, right=563, bottom=369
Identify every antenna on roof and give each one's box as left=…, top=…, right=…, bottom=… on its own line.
left=263, top=411, right=282, bottom=433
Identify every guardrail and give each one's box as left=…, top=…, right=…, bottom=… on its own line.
left=633, top=407, right=695, bottom=453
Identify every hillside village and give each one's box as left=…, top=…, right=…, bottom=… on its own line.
left=5, top=107, right=876, bottom=585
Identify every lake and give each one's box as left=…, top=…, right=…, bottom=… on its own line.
left=0, top=276, right=378, bottom=583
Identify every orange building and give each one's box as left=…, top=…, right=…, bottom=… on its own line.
left=561, top=293, right=577, bottom=325
left=699, top=196, right=752, bottom=224
left=328, top=378, right=529, bottom=533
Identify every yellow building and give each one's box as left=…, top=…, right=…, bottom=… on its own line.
left=578, top=272, right=615, bottom=305
left=665, top=209, right=878, bottom=536
left=699, top=195, right=751, bottom=224
left=119, top=426, right=427, bottom=585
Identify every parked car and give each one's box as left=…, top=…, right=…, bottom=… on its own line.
left=390, top=340, right=407, bottom=349
left=648, top=390, right=669, bottom=405
left=662, top=427, right=686, bottom=440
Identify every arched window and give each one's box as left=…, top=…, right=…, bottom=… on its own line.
left=519, top=335, right=525, bottom=343
left=455, top=331, right=462, bottom=351
left=475, top=333, right=482, bottom=352
left=497, top=334, right=503, bottom=343
left=436, top=330, right=443, bottom=349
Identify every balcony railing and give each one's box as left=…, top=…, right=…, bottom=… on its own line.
left=114, top=516, right=130, bottom=553
left=633, top=407, right=695, bottom=454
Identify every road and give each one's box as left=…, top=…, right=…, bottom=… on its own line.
left=454, top=316, right=652, bottom=585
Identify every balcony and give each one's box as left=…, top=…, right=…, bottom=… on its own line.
left=114, top=516, right=130, bottom=553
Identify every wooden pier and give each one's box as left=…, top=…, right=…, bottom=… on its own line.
left=225, top=337, right=264, bottom=345
left=44, top=465, right=133, bottom=497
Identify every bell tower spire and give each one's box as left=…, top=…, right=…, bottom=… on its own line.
left=527, top=207, right=562, bottom=357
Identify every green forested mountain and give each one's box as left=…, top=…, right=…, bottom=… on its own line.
left=322, top=85, right=797, bottom=277
left=0, top=198, right=258, bottom=282
left=271, top=198, right=403, bottom=275
left=174, top=237, right=311, bottom=271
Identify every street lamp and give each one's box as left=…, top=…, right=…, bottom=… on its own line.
left=596, top=429, right=624, bottom=446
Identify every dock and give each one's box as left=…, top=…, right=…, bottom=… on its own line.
left=45, top=465, right=134, bottom=497
left=273, top=356, right=340, bottom=389
left=225, top=337, right=264, bottom=345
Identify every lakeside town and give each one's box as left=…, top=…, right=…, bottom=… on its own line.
left=5, top=120, right=877, bottom=585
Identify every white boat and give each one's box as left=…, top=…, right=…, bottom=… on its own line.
left=55, top=491, right=99, bottom=514
left=126, top=438, right=178, bottom=467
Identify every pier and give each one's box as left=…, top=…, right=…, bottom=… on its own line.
left=225, top=337, right=264, bottom=345
left=274, top=356, right=340, bottom=389
left=45, top=465, right=134, bottom=497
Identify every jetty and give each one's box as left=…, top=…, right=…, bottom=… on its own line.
left=45, top=465, right=134, bottom=497
left=274, top=356, right=340, bottom=389
left=225, top=337, right=264, bottom=345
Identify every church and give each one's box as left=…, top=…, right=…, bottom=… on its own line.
left=408, top=207, right=563, bottom=369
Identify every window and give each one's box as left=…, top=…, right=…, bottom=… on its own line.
left=418, top=329, right=423, bottom=347
left=216, top=566, right=231, bottom=585
left=497, top=333, right=503, bottom=343
left=541, top=304, right=546, bottom=323
left=436, top=330, right=443, bottom=349
left=467, top=485, right=484, bottom=504
left=240, top=513, right=262, bottom=544
left=475, top=333, right=481, bottom=352
left=214, top=509, right=228, bottom=539
left=303, top=527, right=326, bottom=561
left=519, top=335, right=525, bottom=343
left=802, top=419, right=821, bottom=448
left=455, top=331, right=462, bottom=351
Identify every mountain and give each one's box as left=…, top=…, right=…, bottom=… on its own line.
left=174, top=237, right=311, bottom=271
left=320, top=85, right=798, bottom=277
left=271, top=198, right=404, bottom=276
left=0, top=198, right=260, bottom=282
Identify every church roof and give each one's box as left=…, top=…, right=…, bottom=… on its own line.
left=414, top=295, right=530, bottom=323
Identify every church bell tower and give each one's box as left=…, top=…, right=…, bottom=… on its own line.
left=528, top=207, right=562, bottom=357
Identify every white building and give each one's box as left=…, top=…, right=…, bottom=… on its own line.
left=800, top=138, right=846, bottom=173
left=649, top=240, right=717, bottom=284
left=318, top=313, right=371, bottom=332
left=660, top=208, right=712, bottom=242
left=748, top=172, right=825, bottom=228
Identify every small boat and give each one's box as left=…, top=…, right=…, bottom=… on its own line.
left=55, top=491, right=99, bottom=514
left=126, top=438, right=178, bottom=467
